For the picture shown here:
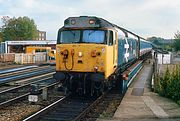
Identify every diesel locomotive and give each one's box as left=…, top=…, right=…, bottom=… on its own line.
left=53, top=16, right=152, bottom=96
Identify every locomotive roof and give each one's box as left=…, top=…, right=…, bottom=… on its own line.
left=63, top=16, right=115, bottom=29
left=63, top=16, right=147, bottom=41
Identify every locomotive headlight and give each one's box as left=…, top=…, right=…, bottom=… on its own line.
left=94, top=66, right=98, bottom=72
left=78, top=52, right=83, bottom=57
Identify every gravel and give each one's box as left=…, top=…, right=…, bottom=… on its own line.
left=0, top=89, right=63, bottom=121
left=0, top=102, right=42, bottom=121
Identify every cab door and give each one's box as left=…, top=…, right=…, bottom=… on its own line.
left=109, top=30, right=118, bottom=68
left=113, top=31, right=118, bottom=68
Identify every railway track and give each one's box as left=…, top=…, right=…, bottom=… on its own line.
left=0, top=66, right=123, bottom=121
left=0, top=76, right=58, bottom=108
left=0, top=64, right=25, bottom=70
left=0, top=65, right=38, bottom=75
left=0, top=65, right=53, bottom=78
left=0, top=65, right=57, bottom=108
left=23, top=96, right=95, bottom=121
left=77, top=91, right=123, bottom=120
left=0, top=66, right=55, bottom=85
left=23, top=89, right=123, bottom=121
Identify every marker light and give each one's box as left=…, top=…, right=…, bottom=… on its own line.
left=122, top=74, right=129, bottom=81
left=91, top=50, right=96, bottom=57
left=71, top=19, right=76, bottom=25
left=89, top=19, right=95, bottom=24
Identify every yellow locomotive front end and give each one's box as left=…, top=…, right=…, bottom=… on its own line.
left=56, top=44, right=106, bottom=73
left=54, top=16, right=118, bottom=95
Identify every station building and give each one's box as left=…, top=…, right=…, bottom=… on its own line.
left=36, top=30, right=46, bottom=40
left=0, top=40, right=56, bottom=53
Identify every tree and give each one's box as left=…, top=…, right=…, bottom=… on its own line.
left=1, top=16, right=38, bottom=41
left=174, top=30, right=180, bottom=39
left=174, top=31, right=180, bottom=51
left=0, top=32, right=3, bottom=43
left=147, top=36, right=164, bottom=46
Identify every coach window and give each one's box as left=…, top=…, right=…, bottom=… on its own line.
left=109, top=31, right=113, bottom=46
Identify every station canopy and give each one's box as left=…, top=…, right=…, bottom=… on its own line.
left=6, top=40, right=56, bottom=45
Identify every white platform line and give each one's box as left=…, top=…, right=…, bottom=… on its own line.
left=142, top=96, right=169, bottom=118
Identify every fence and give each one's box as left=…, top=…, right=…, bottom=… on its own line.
left=0, top=53, right=15, bottom=62
left=157, top=53, right=173, bottom=64
left=0, top=52, right=47, bottom=64
left=0, top=42, right=6, bottom=54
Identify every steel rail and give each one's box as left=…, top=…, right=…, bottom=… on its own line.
left=74, top=92, right=124, bottom=121
left=0, top=75, right=53, bottom=95
left=0, top=65, right=50, bottom=77
left=0, top=65, right=38, bottom=74
left=22, top=90, right=123, bottom=121
left=74, top=94, right=105, bottom=121
left=22, top=96, right=67, bottom=121
left=0, top=68, right=55, bottom=84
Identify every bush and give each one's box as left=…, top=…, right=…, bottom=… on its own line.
left=177, top=100, right=180, bottom=105
left=157, top=65, right=180, bottom=104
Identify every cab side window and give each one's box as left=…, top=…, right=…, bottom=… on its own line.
left=109, top=31, right=113, bottom=46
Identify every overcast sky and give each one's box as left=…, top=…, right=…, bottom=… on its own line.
left=0, top=0, right=180, bottom=40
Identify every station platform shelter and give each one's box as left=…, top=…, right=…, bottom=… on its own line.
left=0, top=40, right=56, bottom=53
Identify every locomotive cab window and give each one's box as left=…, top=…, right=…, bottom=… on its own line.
left=82, top=30, right=105, bottom=43
left=58, top=30, right=81, bottom=44
left=57, top=29, right=107, bottom=44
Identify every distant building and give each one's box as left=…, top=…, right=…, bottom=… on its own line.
left=36, top=30, right=46, bottom=40
left=0, top=40, right=56, bottom=53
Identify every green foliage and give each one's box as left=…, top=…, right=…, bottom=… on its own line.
left=0, top=32, right=3, bottom=42
left=147, top=37, right=173, bottom=51
left=177, top=100, right=180, bottom=105
left=173, top=31, right=180, bottom=51
left=1, top=16, right=38, bottom=41
left=157, top=65, right=180, bottom=104
left=147, top=37, right=164, bottom=46
left=174, top=30, right=180, bottom=39
left=173, top=39, right=180, bottom=51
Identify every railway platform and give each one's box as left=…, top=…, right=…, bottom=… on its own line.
left=98, top=61, right=180, bottom=121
